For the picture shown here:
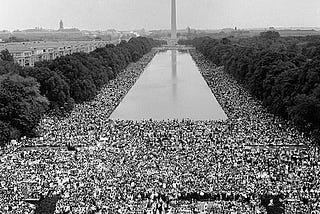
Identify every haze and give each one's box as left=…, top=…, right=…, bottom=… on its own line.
left=1, top=0, right=320, bottom=31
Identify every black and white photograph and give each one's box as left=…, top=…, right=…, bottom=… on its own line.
left=0, top=0, right=320, bottom=213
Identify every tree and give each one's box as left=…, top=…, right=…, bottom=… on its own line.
left=0, top=74, right=49, bottom=139
left=0, top=59, right=22, bottom=75
left=186, top=35, right=320, bottom=141
left=0, top=37, right=163, bottom=145
left=260, top=31, right=281, bottom=40
left=42, top=55, right=97, bottom=103
left=0, top=49, right=14, bottom=62
left=22, top=67, right=74, bottom=111
left=288, top=94, right=320, bottom=129
left=33, top=36, right=163, bottom=106
left=0, top=121, right=11, bottom=147
left=221, top=38, right=231, bottom=45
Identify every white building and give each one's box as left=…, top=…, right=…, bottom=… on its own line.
left=0, top=40, right=108, bottom=67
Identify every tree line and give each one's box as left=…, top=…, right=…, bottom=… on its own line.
left=0, top=37, right=165, bottom=146
left=180, top=32, right=320, bottom=144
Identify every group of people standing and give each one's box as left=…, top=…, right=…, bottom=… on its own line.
left=0, top=50, right=319, bottom=214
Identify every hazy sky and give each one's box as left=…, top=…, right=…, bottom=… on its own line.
left=1, top=0, right=320, bottom=31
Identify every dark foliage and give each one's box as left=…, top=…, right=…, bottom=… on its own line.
left=0, top=121, right=11, bottom=146
left=0, top=37, right=164, bottom=146
left=260, top=31, right=281, bottom=40
left=35, top=37, right=164, bottom=104
left=0, top=73, right=49, bottom=141
left=0, top=49, right=14, bottom=62
left=180, top=36, right=320, bottom=144
left=20, top=67, right=74, bottom=111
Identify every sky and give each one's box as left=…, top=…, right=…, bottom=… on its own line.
left=0, top=0, right=320, bottom=31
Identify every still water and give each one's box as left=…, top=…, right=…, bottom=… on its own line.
left=110, top=50, right=227, bottom=121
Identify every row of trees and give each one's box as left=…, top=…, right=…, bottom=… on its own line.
left=0, top=37, right=165, bottom=146
left=180, top=33, right=320, bottom=144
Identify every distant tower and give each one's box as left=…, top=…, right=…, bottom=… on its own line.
left=187, top=26, right=191, bottom=34
left=59, top=20, right=64, bottom=30
left=170, top=0, right=177, bottom=45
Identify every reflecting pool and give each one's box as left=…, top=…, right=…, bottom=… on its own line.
left=110, top=50, right=227, bottom=121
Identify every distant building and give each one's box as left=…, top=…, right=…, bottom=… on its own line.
left=59, top=20, right=64, bottom=30
left=0, top=40, right=108, bottom=67
left=0, top=30, right=11, bottom=40
left=11, top=22, right=84, bottom=41
left=277, top=29, right=320, bottom=37
left=186, top=26, right=191, bottom=34
left=221, top=28, right=234, bottom=33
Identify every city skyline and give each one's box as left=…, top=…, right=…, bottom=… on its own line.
left=1, top=0, right=320, bottom=31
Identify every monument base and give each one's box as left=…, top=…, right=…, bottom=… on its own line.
left=168, top=39, right=178, bottom=46
left=153, top=46, right=195, bottom=51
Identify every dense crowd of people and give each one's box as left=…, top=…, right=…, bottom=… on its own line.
left=180, top=35, right=320, bottom=143
left=0, top=37, right=164, bottom=145
left=0, top=49, right=319, bottom=214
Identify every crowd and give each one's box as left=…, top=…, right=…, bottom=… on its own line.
left=0, top=49, right=319, bottom=214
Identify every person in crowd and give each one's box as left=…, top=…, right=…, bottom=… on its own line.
left=0, top=51, right=319, bottom=214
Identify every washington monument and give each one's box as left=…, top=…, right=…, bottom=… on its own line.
left=171, top=0, right=177, bottom=45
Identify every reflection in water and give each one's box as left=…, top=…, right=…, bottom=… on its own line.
left=171, top=50, right=177, bottom=98
left=171, top=50, right=177, bottom=77
left=109, top=50, right=227, bottom=121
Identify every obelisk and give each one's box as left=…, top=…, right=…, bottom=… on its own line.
left=171, top=0, right=177, bottom=45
